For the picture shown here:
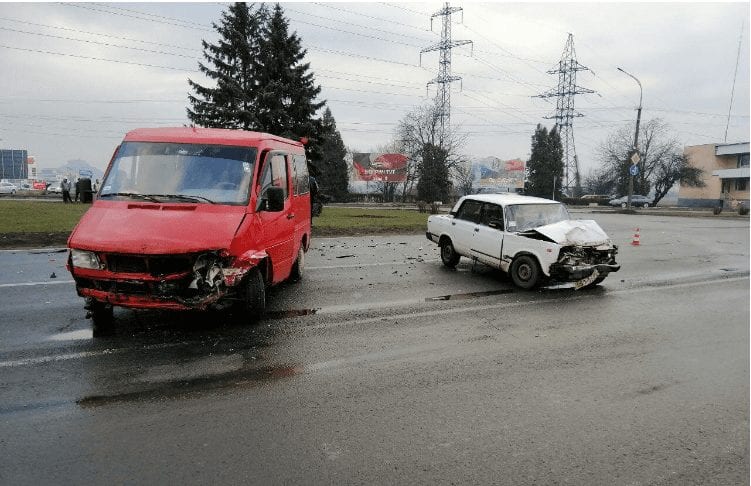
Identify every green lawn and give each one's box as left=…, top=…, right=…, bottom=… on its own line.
left=0, top=200, right=90, bottom=233
left=314, top=207, right=429, bottom=235
left=0, top=200, right=429, bottom=236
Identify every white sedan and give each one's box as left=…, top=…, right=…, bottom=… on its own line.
left=427, top=194, right=620, bottom=289
left=0, top=182, right=18, bottom=194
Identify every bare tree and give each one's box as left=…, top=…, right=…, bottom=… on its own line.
left=453, top=159, right=474, bottom=196
left=596, top=118, right=699, bottom=205
left=395, top=103, right=467, bottom=203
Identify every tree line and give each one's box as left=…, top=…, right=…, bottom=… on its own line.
left=188, top=3, right=704, bottom=206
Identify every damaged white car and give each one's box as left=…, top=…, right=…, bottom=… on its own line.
left=426, top=194, right=620, bottom=289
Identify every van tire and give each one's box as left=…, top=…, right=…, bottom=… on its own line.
left=244, top=267, right=266, bottom=321
left=510, top=255, right=540, bottom=290
left=90, top=301, right=114, bottom=337
left=289, top=246, right=304, bottom=282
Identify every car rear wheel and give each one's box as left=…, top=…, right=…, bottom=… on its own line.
left=510, top=255, right=541, bottom=290
left=643, top=203, right=649, bottom=208
left=289, top=246, right=305, bottom=282
left=440, top=239, right=461, bottom=268
left=243, top=267, right=266, bottom=322
left=620, top=202, right=627, bottom=208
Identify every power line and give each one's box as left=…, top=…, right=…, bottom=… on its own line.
left=60, top=3, right=213, bottom=32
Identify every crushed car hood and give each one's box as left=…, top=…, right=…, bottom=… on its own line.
left=68, top=203, right=245, bottom=254
left=522, top=220, right=612, bottom=246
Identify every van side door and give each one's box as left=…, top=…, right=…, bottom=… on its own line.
left=256, top=151, right=295, bottom=283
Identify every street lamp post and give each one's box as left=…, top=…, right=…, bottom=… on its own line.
left=617, top=67, right=642, bottom=209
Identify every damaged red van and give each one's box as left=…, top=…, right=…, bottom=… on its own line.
left=66, top=128, right=311, bottom=334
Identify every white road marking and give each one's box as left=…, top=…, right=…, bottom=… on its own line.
left=308, top=259, right=438, bottom=270
left=0, top=280, right=75, bottom=288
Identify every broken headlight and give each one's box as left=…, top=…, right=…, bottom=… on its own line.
left=70, top=249, right=103, bottom=270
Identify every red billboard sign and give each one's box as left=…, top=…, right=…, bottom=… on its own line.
left=352, top=153, right=408, bottom=182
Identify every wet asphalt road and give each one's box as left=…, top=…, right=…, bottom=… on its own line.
left=0, top=213, right=748, bottom=484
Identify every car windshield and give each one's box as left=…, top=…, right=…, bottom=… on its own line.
left=100, top=142, right=257, bottom=205
left=505, top=203, right=570, bottom=232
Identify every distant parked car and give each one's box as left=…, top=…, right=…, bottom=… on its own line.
left=0, top=181, right=18, bottom=194
left=608, top=195, right=653, bottom=208
left=579, top=194, right=610, bottom=205
left=47, top=182, right=63, bottom=194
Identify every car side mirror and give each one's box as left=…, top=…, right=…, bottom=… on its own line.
left=264, top=186, right=285, bottom=212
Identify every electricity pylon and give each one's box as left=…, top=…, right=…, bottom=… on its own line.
left=535, top=33, right=594, bottom=196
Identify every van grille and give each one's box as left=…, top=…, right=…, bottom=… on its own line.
left=105, top=254, right=193, bottom=276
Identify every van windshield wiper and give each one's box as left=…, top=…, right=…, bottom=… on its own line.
left=145, top=194, right=216, bottom=204
left=99, top=192, right=160, bottom=203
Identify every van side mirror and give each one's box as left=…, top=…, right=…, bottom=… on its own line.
left=265, top=187, right=285, bottom=212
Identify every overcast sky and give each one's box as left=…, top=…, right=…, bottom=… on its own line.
left=0, top=1, right=748, bottom=177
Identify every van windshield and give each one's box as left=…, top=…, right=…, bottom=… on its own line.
left=505, top=203, right=570, bottom=232
left=100, top=142, right=257, bottom=205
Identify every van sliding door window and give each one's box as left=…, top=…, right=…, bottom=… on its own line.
left=292, top=155, right=310, bottom=195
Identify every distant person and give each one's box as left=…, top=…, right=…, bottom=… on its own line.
left=93, top=179, right=100, bottom=193
left=74, top=178, right=81, bottom=202
left=61, top=178, right=72, bottom=203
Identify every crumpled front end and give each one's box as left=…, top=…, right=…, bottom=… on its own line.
left=548, top=244, right=620, bottom=282
left=68, top=249, right=265, bottom=311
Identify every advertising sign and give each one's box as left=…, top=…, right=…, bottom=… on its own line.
left=352, top=153, right=408, bottom=182
left=475, top=157, right=525, bottom=190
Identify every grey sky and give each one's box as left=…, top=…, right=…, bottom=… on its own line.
left=0, top=2, right=748, bottom=177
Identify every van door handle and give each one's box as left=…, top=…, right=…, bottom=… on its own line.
left=451, top=222, right=456, bottom=226
left=474, top=227, right=480, bottom=232
left=287, top=213, right=295, bottom=220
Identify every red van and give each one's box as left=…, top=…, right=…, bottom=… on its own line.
left=66, top=128, right=312, bottom=334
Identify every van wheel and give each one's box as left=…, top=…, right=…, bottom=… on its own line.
left=89, top=301, right=114, bottom=337
left=510, top=255, right=540, bottom=290
left=440, top=239, right=460, bottom=268
left=289, top=246, right=305, bottom=282
left=244, top=267, right=266, bottom=321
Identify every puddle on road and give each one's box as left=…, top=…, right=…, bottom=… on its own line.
left=426, top=289, right=513, bottom=301
left=263, top=308, right=319, bottom=320
left=77, top=363, right=304, bottom=408
left=48, top=329, right=94, bottom=341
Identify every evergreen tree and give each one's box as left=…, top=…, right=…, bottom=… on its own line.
left=317, top=107, right=349, bottom=201
left=254, top=4, right=324, bottom=142
left=526, top=124, right=564, bottom=199
left=187, top=3, right=267, bottom=129
left=417, top=143, right=451, bottom=203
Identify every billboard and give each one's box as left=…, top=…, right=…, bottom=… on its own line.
left=475, top=157, right=525, bottom=190
left=352, top=153, right=408, bottom=182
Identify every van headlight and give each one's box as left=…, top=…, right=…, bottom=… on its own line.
left=70, top=249, right=102, bottom=270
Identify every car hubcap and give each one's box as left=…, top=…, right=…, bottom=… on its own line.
left=518, top=264, right=532, bottom=281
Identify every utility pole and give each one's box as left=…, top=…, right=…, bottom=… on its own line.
left=534, top=33, right=593, bottom=197
left=617, top=67, right=642, bottom=210
left=420, top=2, right=472, bottom=144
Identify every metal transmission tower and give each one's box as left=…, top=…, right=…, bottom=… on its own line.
left=420, top=2, right=472, bottom=142
left=535, top=33, right=594, bottom=196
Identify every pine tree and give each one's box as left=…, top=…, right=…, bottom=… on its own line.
left=254, top=4, right=324, bottom=141
left=526, top=124, right=564, bottom=199
left=417, top=143, right=451, bottom=203
left=317, top=108, right=349, bottom=201
left=187, top=3, right=267, bottom=129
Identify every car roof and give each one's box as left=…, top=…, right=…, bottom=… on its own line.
left=123, top=127, right=304, bottom=149
left=459, top=193, right=561, bottom=206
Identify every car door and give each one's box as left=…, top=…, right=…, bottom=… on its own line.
left=470, top=203, right=505, bottom=269
left=256, top=151, right=295, bottom=282
left=451, top=199, right=483, bottom=254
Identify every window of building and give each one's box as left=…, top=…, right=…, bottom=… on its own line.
left=735, top=178, right=748, bottom=191
left=738, top=153, right=749, bottom=168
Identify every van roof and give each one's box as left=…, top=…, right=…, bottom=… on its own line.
left=123, top=127, right=304, bottom=148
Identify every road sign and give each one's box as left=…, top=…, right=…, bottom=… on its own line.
left=629, top=165, right=639, bottom=176
left=630, top=152, right=640, bottom=165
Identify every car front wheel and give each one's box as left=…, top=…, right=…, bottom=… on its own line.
left=510, top=255, right=541, bottom=289
left=643, top=203, right=649, bottom=208
left=440, top=239, right=461, bottom=268
left=243, top=267, right=266, bottom=322
left=620, top=202, right=627, bottom=208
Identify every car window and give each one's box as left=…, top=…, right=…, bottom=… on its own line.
left=291, top=154, right=310, bottom=195
left=481, top=203, right=504, bottom=230
left=455, top=200, right=483, bottom=223
left=259, top=153, right=289, bottom=199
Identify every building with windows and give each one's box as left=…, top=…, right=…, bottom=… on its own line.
left=678, top=142, right=749, bottom=208
left=0, top=149, right=29, bottom=180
